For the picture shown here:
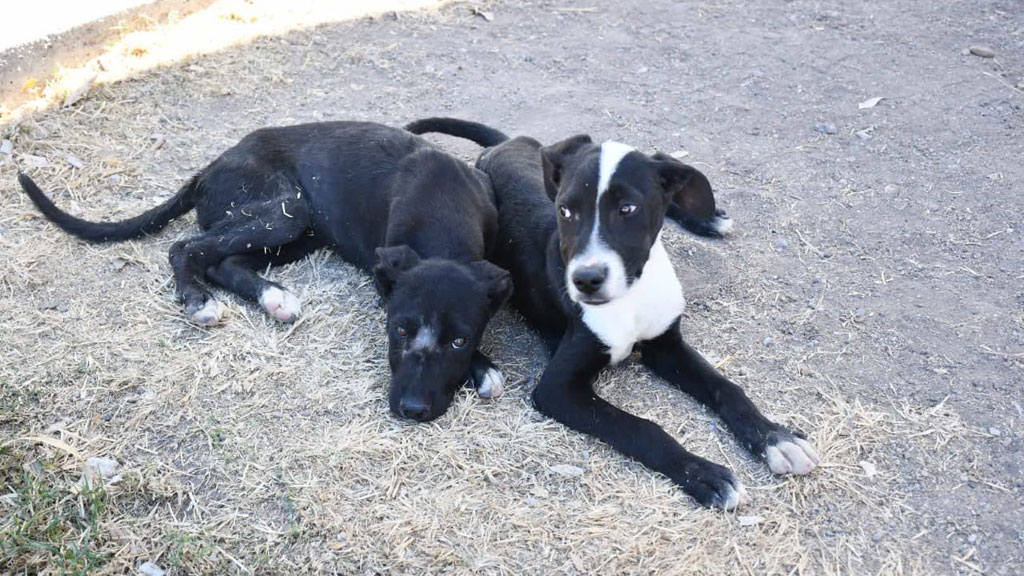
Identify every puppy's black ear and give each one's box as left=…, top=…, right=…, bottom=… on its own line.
left=540, top=135, right=593, bottom=201
left=653, top=155, right=716, bottom=219
left=469, top=261, right=513, bottom=315
left=373, top=245, right=421, bottom=297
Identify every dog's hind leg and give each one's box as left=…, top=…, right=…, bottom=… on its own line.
left=205, top=237, right=320, bottom=323
left=169, top=191, right=312, bottom=326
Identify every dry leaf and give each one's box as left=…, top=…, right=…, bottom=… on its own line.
left=858, top=96, right=884, bottom=109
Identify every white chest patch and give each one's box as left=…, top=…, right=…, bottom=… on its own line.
left=580, top=238, right=685, bottom=364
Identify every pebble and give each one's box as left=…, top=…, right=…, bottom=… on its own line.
left=139, top=561, right=166, bottom=576
left=969, top=45, right=996, bottom=58
left=814, top=123, right=838, bottom=135
left=763, top=336, right=774, bottom=347
left=872, top=532, right=884, bottom=543
left=989, top=427, right=1001, bottom=437
left=968, top=534, right=978, bottom=544
left=883, top=184, right=899, bottom=194
left=550, top=464, right=584, bottom=477
left=855, top=129, right=873, bottom=140
left=0, top=139, right=12, bottom=156
left=853, top=308, right=867, bottom=323
left=775, top=238, right=789, bottom=250
left=66, top=154, right=85, bottom=169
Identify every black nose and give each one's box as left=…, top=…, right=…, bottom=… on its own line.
left=399, top=397, right=431, bottom=421
left=572, top=264, right=607, bottom=294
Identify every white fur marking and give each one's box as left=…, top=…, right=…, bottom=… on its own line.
left=410, top=325, right=437, bottom=352
left=710, top=213, right=734, bottom=235
left=565, top=141, right=635, bottom=303
left=190, top=299, right=224, bottom=327
left=720, top=480, right=749, bottom=511
left=766, top=438, right=820, bottom=475
left=580, top=237, right=685, bottom=363
left=259, top=287, right=301, bottom=323
left=476, top=367, right=505, bottom=399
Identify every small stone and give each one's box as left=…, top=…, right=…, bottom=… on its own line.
left=883, top=184, right=899, bottom=194
left=775, top=238, right=789, bottom=250
left=66, top=154, right=85, bottom=169
left=872, top=532, right=884, bottom=543
left=76, top=457, right=122, bottom=492
left=853, top=308, right=867, bottom=323
left=969, top=45, right=995, bottom=58
left=139, top=561, right=166, bottom=576
left=814, top=123, right=838, bottom=135
left=0, top=139, right=12, bottom=156
left=102, top=413, right=112, bottom=422
left=738, top=515, right=762, bottom=527
left=550, top=464, right=584, bottom=477
left=763, top=337, right=774, bottom=347
left=855, top=129, right=873, bottom=140
left=961, top=48, right=971, bottom=56
left=637, top=66, right=649, bottom=74
left=860, top=460, right=878, bottom=478
left=523, top=497, right=538, bottom=507
left=967, top=534, right=977, bottom=544
left=20, top=153, right=50, bottom=168
left=988, top=427, right=1001, bottom=437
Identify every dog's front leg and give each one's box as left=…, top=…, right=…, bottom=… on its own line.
left=465, top=351, right=505, bottom=398
left=641, top=320, right=820, bottom=476
left=532, top=322, right=747, bottom=510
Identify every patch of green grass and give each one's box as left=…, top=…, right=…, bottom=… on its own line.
left=0, top=381, right=39, bottom=425
left=0, top=448, right=113, bottom=574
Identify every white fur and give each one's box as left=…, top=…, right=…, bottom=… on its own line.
left=259, top=287, right=301, bottom=323
left=565, top=141, right=635, bottom=303
left=580, top=238, right=685, bottom=363
left=765, top=438, right=820, bottom=475
left=710, top=213, right=734, bottom=235
left=475, top=367, right=505, bottom=399
left=410, top=325, right=437, bottom=352
left=190, top=298, right=224, bottom=327
left=720, top=480, right=749, bottom=511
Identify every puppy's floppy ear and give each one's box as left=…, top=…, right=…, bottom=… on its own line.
left=469, top=261, right=513, bottom=315
left=652, top=153, right=716, bottom=221
left=373, top=245, right=421, bottom=297
left=540, top=135, right=593, bottom=201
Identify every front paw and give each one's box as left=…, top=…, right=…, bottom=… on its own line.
left=465, top=357, right=505, bottom=399
left=673, top=458, right=748, bottom=510
left=762, top=429, right=820, bottom=475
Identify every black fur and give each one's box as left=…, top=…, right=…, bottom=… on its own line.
left=18, top=121, right=512, bottom=422
left=409, top=118, right=816, bottom=508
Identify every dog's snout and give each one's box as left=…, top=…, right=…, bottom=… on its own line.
left=398, top=397, right=432, bottom=421
left=572, top=264, right=608, bottom=295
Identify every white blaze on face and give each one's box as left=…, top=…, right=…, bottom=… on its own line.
left=409, top=324, right=437, bottom=353
left=565, top=141, right=634, bottom=303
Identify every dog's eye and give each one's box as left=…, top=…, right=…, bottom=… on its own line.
left=558, top=205, right=572, bottom=220
left=396, top=326, right=408, bottom=338
left=451, top=337, right=467, bottom=349
left=619, top=204, right=637, bottom=216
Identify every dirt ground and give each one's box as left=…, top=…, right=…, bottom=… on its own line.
left=1, top=1, right=1022, bottom=574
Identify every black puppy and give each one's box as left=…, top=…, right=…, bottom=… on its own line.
left=406, top=118, right=818, bottom=509
left=18, top=121, right=512, bottom=421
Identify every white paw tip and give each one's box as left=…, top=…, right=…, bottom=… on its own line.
left=766, top=439, right=819, bottom=475
left=721, top=481, right=749, bottom=511
left=711, top=214, right=734, bottom=235
left=476, top=367, right=505, bottom=399
left=190, top=299, right=224, bottom=327
left=260, top=287, right=301, bottom=323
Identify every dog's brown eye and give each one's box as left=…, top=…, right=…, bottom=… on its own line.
left=619, top=204, right=637, bottom=216
left=451, top=337, right=467, bottom=349
left=558, top=205, right=572, bottom=220
left=396, top=326, right=408, bottom=337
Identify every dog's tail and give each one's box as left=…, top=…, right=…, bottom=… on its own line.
left=17, top=172, right=199, bottom=242
left=405, top=117, right=509, bottom=148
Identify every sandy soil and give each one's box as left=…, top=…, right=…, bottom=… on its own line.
left=1, top=1, right=1021, bottom=574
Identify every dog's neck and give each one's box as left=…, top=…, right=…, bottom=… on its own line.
left=578, top=235, right=685, bottom=364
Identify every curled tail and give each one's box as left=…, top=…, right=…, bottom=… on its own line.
left=18, top=172, right=198, bottom=242
left=405, top=117, right=509, bottom=148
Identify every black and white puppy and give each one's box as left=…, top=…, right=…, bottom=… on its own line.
left=18, top=121, right=512, bottom=422
left=406, top=118, right=818, bottom=509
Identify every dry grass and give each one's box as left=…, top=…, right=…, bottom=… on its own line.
left=0, top=2, right=1004, bottom=575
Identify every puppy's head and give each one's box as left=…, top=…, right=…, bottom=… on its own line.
left=373, top=245, right=512, bottom=422
left=540, top=136, right=716, bottom=305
